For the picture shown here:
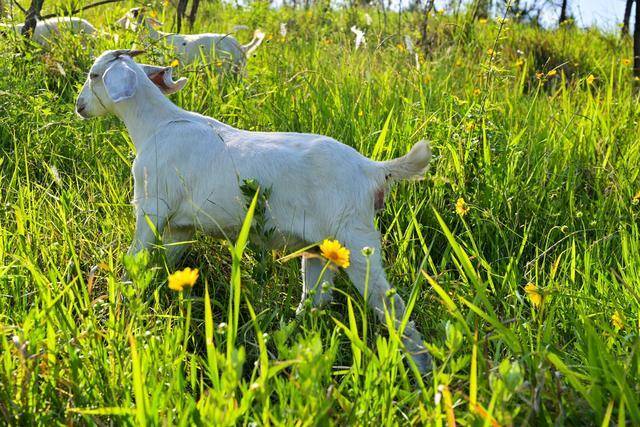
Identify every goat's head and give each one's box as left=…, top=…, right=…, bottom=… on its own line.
left=115, top=8, right=162, bottom=31
left=75, top=49, right=187, bottom=119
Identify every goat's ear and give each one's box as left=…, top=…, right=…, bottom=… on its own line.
left=145, top=66, right=187, bottom=95
left=103, top=61, right=138, bottom=103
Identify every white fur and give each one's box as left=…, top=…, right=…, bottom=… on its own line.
left=75, top=50, right=432, bottom=373
left=1, top=17, right=96, bottom=46
left=115, top=9, right=264, bottom=72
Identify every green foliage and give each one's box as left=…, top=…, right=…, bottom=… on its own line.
left=0, top=1, right=639, bottom=425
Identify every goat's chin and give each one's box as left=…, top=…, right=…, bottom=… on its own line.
left=76, top=110, right=91, bottom=119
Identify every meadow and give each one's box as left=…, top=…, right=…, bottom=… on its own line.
left=0, top=1, right=639, bottom=425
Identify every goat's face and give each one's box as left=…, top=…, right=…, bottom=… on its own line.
left=76, top=50, right=187, bottom=119
left=115, top=8, right=143, bottom=30
left=115, top=8, right=162, bottom=31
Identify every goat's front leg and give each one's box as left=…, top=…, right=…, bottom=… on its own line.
left=127, top=207, right=168, bottom=257
left=162, top=225, right=194, bottom=268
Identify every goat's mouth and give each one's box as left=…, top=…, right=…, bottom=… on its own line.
left=75, top=104, right=90, bottom=119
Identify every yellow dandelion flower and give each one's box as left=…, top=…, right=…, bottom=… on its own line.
left=455, top=59, right=463, bottom=67
left=464, top=121, right=475, bottom=132
left=473, top=88, right=481, bottom=96
left=487, top=48, right=495, bottom=56
left=320, top=239, right=350, bottom=268
left=478, top=18, right=488, bottom=24
left=396, top=43, right=405, bottom=52
left=455, top=197, right=469, bottom=216
left=168, top=267, right=199, bottom=292
left=611, top=311, right=624, bottom=330
left=632, top=190, right=640, bottom=205
left=170, top=59, right=180, bottom=67
left=266, top=34, right=273, bottom=41
left=358, top=110, right=364, bottom=117
left=536, top=71, right=544, bottom=80
left=515, top=58, right=524, bottom=67
left=547, top=69, right=557, bottom=77
left=586, top=74, right=595, bottom=85
left=622, top=58, right=632, bottom=66
left=524, top=283, right=542, bottom=307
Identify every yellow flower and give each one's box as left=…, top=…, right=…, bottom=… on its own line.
left=473, top=88, right=481, bottom=96
left=611, top=311, right=624, bottom=330
left=358, top=110, right=363, bottom=117
left=455, top=197, right=469, bottom=216
left=266, top=34, right=273, bottom=41
left=215, top=60, right=223, bottom=67
left=170, top=59, right=180, bottom=67
left=168, top=267, right=199, bottom=291
left=586, top=74, right=595, bottom=85
left=464, top=121, right=475, bottom=132
left=547, top=69, right=557, bottom=77
left=536, top=71, right=544, bottom=80
left=320, top=239, right=350, bottom=268
left=524, top=283, right=542, bottom=307
left=633, top=190, right=640, bottom=204
left=478, top=18, right=488, bottom=24
left=396, top=43, right=405, bottom=52
left=455, top=59, right=463, bottom=67
left=622, top=58, right=632, bottom=66
left=515, top=58, right=524, bottom=67
left=486, top=48, right=495, bottom=56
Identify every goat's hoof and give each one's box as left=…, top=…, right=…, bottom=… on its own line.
left=409, top=350, right=433, bottom=376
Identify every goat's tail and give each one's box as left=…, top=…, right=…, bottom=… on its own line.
left=241, top=29, right=265, bottom=56
left=381, top=140, right=432, bottom=182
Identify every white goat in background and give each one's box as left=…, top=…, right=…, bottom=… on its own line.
left=115, top=8, right=264, bottom=73
left=0, top=16, right=96, bottom=47
left=75, top=50, right=433, bottom=373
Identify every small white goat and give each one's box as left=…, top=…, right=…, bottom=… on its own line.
left=115, top=8, right=264, bottom=72
left=75, top=50, right=432, bottom=373
left=1, top=16, right=96, bottom=47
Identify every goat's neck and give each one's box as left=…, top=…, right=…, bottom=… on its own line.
left=115, top=86, right=185, bottom=152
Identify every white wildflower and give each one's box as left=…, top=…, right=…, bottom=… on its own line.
left=364, top=13, right=373, bottom=26
left=404, top=35, right=415, bottom=54
left=279, top=22, right=287, bottom=37
left=351, top=25, right=366, bottom=50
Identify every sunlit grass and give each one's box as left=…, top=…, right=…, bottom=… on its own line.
left=0, top=1, right=639, bottom=425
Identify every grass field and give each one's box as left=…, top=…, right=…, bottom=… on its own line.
left=1, top=1, right=639, bottom=425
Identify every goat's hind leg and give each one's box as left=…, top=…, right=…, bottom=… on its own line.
left=340, top=228, right=431, bottom=374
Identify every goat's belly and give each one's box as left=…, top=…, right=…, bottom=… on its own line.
left=172, top=197, right=244, bottom=238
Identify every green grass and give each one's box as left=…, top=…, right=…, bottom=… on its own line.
left=1, top=1, right=639, bottom=425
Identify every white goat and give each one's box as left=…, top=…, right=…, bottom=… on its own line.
left=75, top=50, right=433, bottom=373
left=1, top=16, right=96, bottom=47
left=115, top=8, right=264, bottom=72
